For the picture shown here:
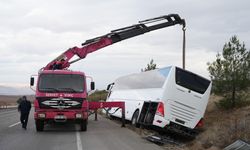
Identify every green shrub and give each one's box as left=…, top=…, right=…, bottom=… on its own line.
left=87, top=90, right=108, bottom=101
left=215, top=92, right=250, bottom=109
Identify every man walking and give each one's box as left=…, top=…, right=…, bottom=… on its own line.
left=18, top=96, right=31, bottom=130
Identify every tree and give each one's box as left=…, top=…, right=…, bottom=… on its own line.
left=207, top=35, right=250, bottom=108
left=141, top=59, right=157, bottom=72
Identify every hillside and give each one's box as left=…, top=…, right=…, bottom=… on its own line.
left=184, top=95, right=250, bottom=149
left=0, top=95, right=35, bottom=107
left=0, top=85, right=34, bottom=95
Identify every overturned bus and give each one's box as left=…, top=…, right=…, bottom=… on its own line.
left=106, top=66, right=212, bottom=137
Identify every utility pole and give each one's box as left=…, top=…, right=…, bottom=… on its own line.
left=182, top=26, right=186, bottom=70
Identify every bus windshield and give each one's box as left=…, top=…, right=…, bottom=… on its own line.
left=175, top=67, right=210, bottom=94
left=38, top=74, right=85, bottom=93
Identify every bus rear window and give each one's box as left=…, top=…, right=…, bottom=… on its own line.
left=175, top=67, right=210, bottom=94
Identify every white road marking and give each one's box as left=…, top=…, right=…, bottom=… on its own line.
left=0, top=110, right=17, bottom=115
left=76, top=127, right=83, bottom=150
left=8, top=122, right=21, bottom=128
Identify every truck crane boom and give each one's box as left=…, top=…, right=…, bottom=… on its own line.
left=44, top=14, right=185, bottom=70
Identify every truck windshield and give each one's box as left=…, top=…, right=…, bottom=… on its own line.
left=175, top=67, right=210, bottom=94
left=38, top=74, right=84, bottom=93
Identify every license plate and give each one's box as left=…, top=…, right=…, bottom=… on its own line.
left=55, top=115, right=66, bottom=119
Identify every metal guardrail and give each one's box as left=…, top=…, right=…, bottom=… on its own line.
left=224, top=139, right=250, bottom=150
left=0, top=105, right=18, bottom=109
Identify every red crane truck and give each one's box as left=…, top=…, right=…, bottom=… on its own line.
left=30, top=14, right=185, bottom=132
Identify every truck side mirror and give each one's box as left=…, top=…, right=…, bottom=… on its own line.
left=30, top=77, right=34, bottom=86
left=90, top=82, right=95, bottom=90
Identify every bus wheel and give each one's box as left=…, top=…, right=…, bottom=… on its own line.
left=131, top=110, right=140, bottom=128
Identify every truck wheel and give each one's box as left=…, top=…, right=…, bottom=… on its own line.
left=131, top=110, right=140, bottom=128
left=36, top=120, right=44, bottom=132
left=80, top=119, right=87, bottom=131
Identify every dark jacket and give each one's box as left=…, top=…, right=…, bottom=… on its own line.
left=18, top=100, right=31, bottom=113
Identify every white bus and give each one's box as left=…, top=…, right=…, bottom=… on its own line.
left=106, top=66, right=212, bottom=137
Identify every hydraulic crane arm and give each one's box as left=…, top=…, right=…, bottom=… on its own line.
left=43, top=14, right=185, bottom=70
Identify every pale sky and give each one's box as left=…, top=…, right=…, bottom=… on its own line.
left=0, top=0, right=250, bottom=91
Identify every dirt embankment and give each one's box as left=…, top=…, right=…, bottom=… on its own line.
left=175, top=95, right=250, bottom=150
left=189, top=107, right=250, bottom=149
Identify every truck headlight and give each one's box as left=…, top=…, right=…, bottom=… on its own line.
left=38, top=113, right=46, bottom=118
left=76, top=113, right=82, bottom=119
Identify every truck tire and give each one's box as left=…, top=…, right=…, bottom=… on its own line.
left=80, top=119, right=87, bottom=131
left=131, top=110, right=140, bottom=128
left=36, top=120, right=44, bottom=132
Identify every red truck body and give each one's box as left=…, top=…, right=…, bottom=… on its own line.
left=32, top=70, right=126, bottom=131
left=31, top=14, right=185, bottom=132
left=33, top=70, right=90, bottom=131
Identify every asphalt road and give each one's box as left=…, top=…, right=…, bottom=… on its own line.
left=0, top=108, right=163, bottom=150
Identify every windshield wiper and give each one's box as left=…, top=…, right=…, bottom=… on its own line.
left=40, top=87, right=59, bottom=92
left=57, top=88, right=78, bottom=93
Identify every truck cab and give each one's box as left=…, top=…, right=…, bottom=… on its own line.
left=31, top=70, right=94, bottom=131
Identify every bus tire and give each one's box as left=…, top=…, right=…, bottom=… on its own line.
left=131, top=110, right=140, bottom=128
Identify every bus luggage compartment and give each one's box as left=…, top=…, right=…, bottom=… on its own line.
left=138, top=101, right=159, bottom=126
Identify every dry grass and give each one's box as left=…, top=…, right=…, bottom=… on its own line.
left=201, top=107, right=250, bottom=148
left=184, top=95, right=250, bottom=150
